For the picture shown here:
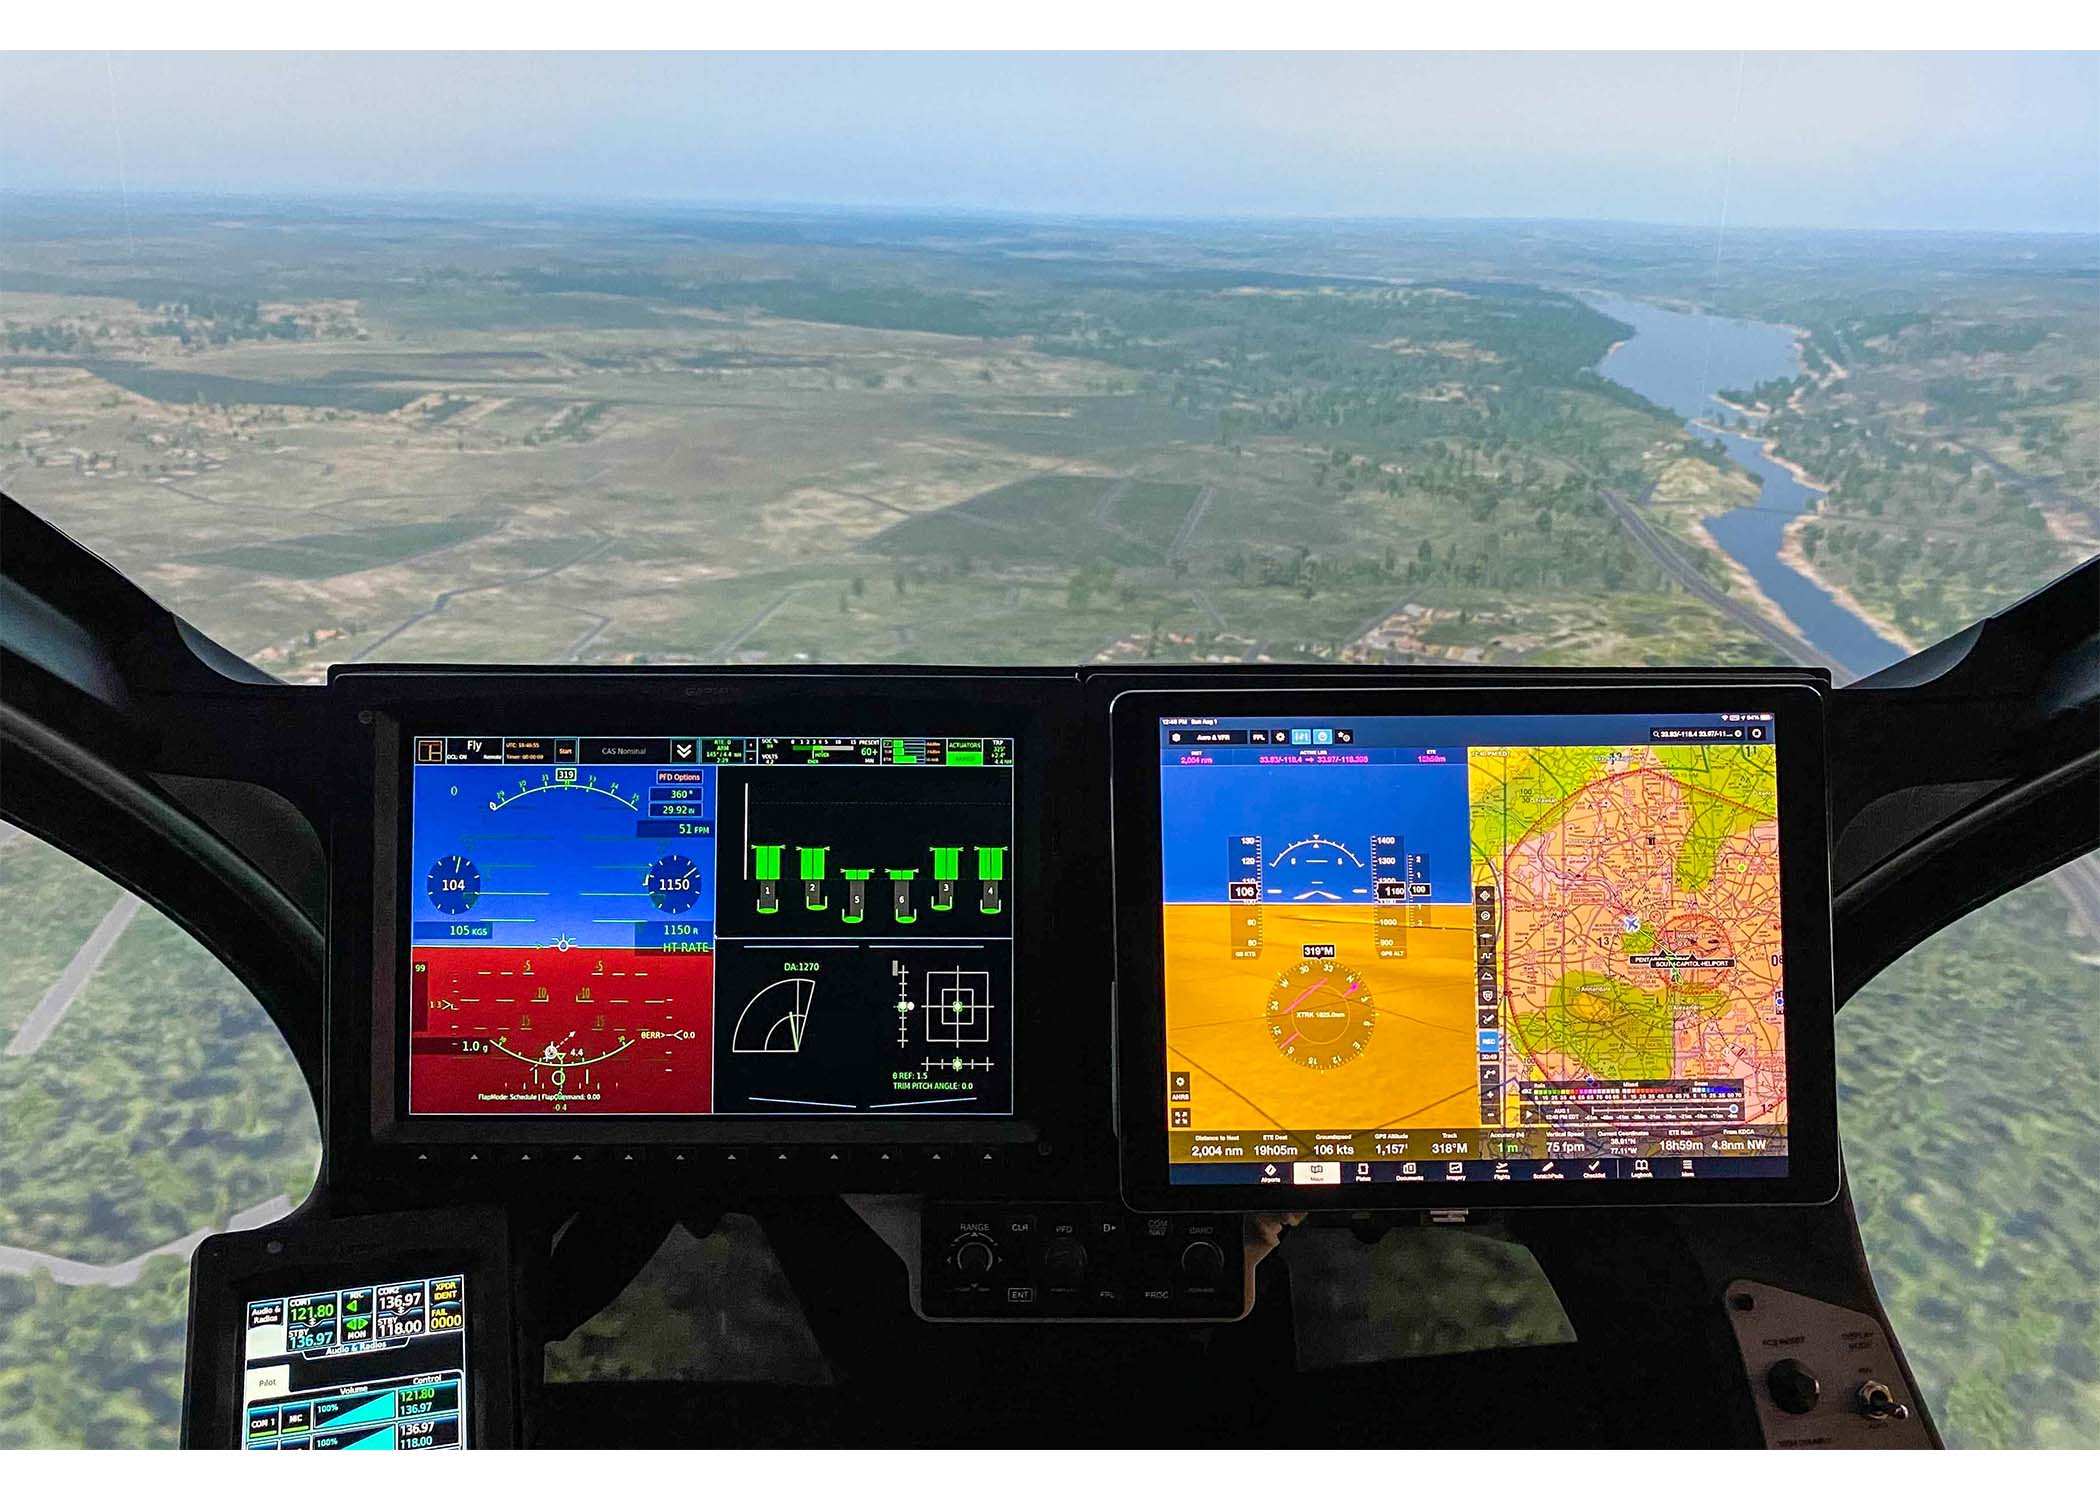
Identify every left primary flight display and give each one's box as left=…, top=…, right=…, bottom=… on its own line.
left=405, top=733, right=1016, bottom=1117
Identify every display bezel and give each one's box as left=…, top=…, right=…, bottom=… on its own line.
left=1109, top=680, right=1840, bottom=1212
left=180, top=1207, right=514, bottom=1450
left=331, top=669, right=1075, bottom=1154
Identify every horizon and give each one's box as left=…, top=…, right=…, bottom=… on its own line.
left=5, top=185, right=2099, bottom=245
left=2, top=52, right=2096, bottom=236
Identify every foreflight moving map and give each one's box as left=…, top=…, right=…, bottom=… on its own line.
left=1157, top=711, right=1791, bottom=1186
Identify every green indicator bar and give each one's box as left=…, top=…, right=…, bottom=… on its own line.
left=977, top=845, right=1007, bottom=916
left=930, top=845, right=961, bottom=912
left=890, top=737, right=919, bottom=764
left=888, top=869, right=919, bottom=925
left=753, top=845, right=784, bottom=881
left=840, top=869, right=872, bottom=925
left=799, top=846, right=829, bottom=911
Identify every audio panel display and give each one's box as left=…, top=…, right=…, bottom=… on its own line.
left=405, top=734, right=1015, bottom=1117
left=240, top=1272, right=468, bottom=1450
left=1153, top=711, right=1791, bottom=1188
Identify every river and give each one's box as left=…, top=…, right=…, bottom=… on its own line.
left=1584, top=294, right=1909, bottom=682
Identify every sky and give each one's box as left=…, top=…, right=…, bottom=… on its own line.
left=2, top=52, right=2096, bottom=232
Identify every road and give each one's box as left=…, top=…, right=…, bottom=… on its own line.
left=709, top=585, right=814, bottom=661
left=1599, top=485, right=1846, bottom=676
left=1167, top=485, right=1216, bottom=560
left=1955, top=441, right=2100, bottom=535
left=350, top=532, right=614, bottom=662
left=0, top=1197, right=292, bottom=1288
left=5, top=894, right=143, bottom=1058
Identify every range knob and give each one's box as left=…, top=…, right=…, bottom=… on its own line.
left=1179, top=1238, right=1227, bottom=1284
left=1041, top=1238, right=1089, bottom=1289
left=953, top=1239, right=996, bottom=1279
left=1766, top=1358, right=1821, bottom=1415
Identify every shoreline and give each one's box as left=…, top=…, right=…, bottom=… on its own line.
left=1683, top=508, right=1807, bottom=643
left=1777, top=513, right=1921, bottom=659
left=1690, top=418, right=1827, bottom=493
left=1686, top=427, right=1921, bottom=662
left=1588, top=291, right=1926, bottom=669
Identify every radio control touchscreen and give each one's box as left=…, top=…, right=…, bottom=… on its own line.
left=405, top=734, right=1016, bottom=1118
left=240, top=1273, right=467, bottom=1451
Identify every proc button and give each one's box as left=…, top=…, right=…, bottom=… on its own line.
left=1766, top=1358, right=1821, bottom=1415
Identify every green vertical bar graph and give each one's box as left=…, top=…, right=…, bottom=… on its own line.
left=930, top=846, right=962, bottom=911
left=753, top=844, right=785, bottom=915
left=977, top=845, right=1007, bottom=916
left=841, top=868, right=872, bottom=924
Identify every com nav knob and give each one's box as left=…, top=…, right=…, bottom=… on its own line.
left=1765, top=1358, right=1821, bottom=1415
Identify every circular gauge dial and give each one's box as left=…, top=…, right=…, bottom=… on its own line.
left=1266, top=960, right=1374, bottom=1069
left=645, top=852, right=703, bottom=914
left=426, top=854, right=481, bottom=914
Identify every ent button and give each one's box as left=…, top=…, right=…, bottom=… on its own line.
left=1766, top=1358, right=1821, bottom=1415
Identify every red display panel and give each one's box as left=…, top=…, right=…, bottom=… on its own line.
left=409, top=946, right=713, bottom=1114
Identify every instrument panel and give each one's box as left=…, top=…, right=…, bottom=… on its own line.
left=405, top=731, right=1016, bottom=1119
left=323, top=665, right=1837, bottom=1213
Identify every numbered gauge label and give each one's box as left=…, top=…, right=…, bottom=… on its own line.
left=644, top=852, right=703, bottom=914
left=426, top=855, right=482, bottom=915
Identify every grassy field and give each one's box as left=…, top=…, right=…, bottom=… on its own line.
left=1842, top=878, right=2100, bottom=1447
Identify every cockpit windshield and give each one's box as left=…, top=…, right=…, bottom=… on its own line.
left=2, top=41, right=2095, bottom=1454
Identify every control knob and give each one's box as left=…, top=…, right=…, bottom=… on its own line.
left=1180, top=1238, right=1227, bottom=1284
left=1041, top=1238, right=1089, bottom=1290
left=953, top=1239, right=996, bottom=1279
left=1765, top=1358, right=1821, bottom=1415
